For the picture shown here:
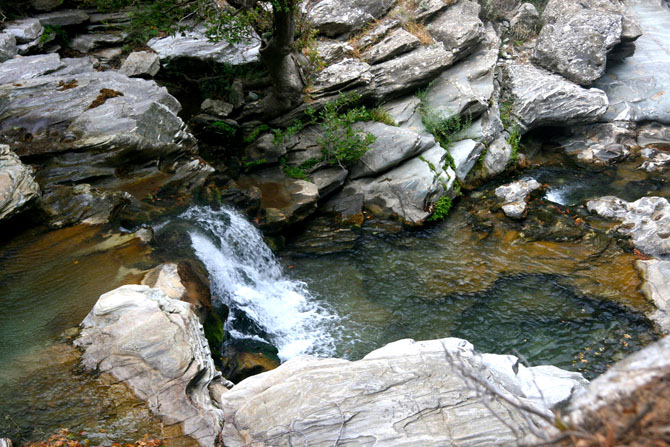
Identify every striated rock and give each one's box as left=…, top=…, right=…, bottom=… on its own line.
left=420, top=25, right=499, bottom=123
left=0, top=53, right=94, bottom=84
left=148, top=25, right=260, bottom=68
left=70, top=32, right=126, bottom=53
left=340, top=143, right=455, bottom=224
left=482, top=133, right=514, bottom=177
left=503, top=62, right=608, bottom=131
left=220, top=338, right=280, bottom=384
left=36, top=9, right=90, bottom=26
left=594, top=0, right=670, bottom=123
left=371, top=44, right=454, bottom=101
left=312, top=58, right=373, bottom=98
left=306, top=0, right=396, bottom=37
left=219, top=337, right=587, bottom=447
left=451, top=139, right=485, bottom=180
left=76, top=285, right=226, bottom=447
left=356, top=19, right=399, bottom=49
left=362, top=28, right=420, bottom=64
left=118, top=51, right=160, bottom=77
left=640, top=148, right=670, bottom=172
left=0, top=144, right=40, bottom=221
left=349, top=122, right=437, bottom=179
left=558, top=122, right=636, bottom=165
left=635, top=260, right=670, bottom=333
left=428, top=0, right=485, bottom=61
left=495, top=179, right=542, bottom=219
left=315, top=40, right=353, bottom=65
left=3, top=19, right=43, bottom=44
left=381, top=95, right=424, bottom=133
left=637, top=121, right=670, bottom=148
left=413, top=0, right=450, bottom=22
left=533, top=10, right=622, bottom=86
left=39, top=184, right=131, bottom=228
left=566, top=337, right=670, bottom=426
left=311, top=167, right=347, bottom=198
left=0, top=33, right=17, bottom=63
left=587, top=196, right=670, bottom=258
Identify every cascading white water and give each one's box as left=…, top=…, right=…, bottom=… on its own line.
left=178, top=206, right=336, bottom=360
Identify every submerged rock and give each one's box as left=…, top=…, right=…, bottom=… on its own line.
left=587, top=196, right=670, bottom=258
left=39, top=184, right=131, bottom=228
left=503, top=62, right=608, bottom=131
left=0, top=144, right=40, bottom=221
left=76, top=285, right=227, bottom=447
left=635, top=260, right=670, bottom=333
left=219, top=337, right=587, bottom=446
left=495, top=179, right=542, bottom=219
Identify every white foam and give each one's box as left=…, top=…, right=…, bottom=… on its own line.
left=179, top=206, right=336, bottom=360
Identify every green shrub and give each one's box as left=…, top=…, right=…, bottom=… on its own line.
left=209, top=120, right=237, bottom=137
left=427, top=196, right=453, bottom=222
left=506, top=126, right=521, bottom=167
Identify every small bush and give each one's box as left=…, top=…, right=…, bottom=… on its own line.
left=427, top=196, right=453, bottom=222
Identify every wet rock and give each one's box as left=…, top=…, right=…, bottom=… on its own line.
left=148, top=25, right=260, bottom=68
left=420, top=25, right=499, bottom=123
left=532, top=10, right=622, bottom=85
left=635, top=260, right=670, bottom=333
left=39, top=184, right=131, bottom=228
left=0, top=144, right=40, bottom=221
left=349, top=122, right=437, bottom=179
left=311, top=166, right=347, bottom=198
left=200, top=99, right=233, bottom=119
left=36, top=9, right=90, bottom=27
left=339, top=143, right=455, bottom=224
left=637, top=121, right=670, bottom=149
left=428, top=0, right=485, bottom=61
left=76, top=285, right=226, bottom=447
left=502, top=62, right=608, bottom=131
left=316, top=40, right=353, bottom=65
left=70, top=32, right=126, bottom=53
left=593, top=0, right=670, bottom=122
left=220, top=338, right=280, bottom=384
left=371, top=44, right=454, bottom=101
left=495, top=179, right=542, bottom=219
left=587, top=196, right=670, bottom=258
left=558, top=122, right=636, bottom=165
left=3, top=19, right=43, bottom=44
left=119, top=51, right=160, bottom=78
left=312, top=58, right=373, bottom=98
left=362, top=28, right=420, bottom=64
left=0, top=33, right=17, bottom=63
left=565, top=337, right=670, bottom=426
left=219, top=337, right=587, bottom=447
left=639, top=148, right=670, bottom=172
left=306, top=0, right=396, bottom=37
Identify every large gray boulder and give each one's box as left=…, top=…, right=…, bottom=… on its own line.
left=76, top=285, right=227, bottom=447
left=0, top=57, right=194, bottom=187
left=587, top=196, right=670, bottom=258
left=362, top=28, right=420, bottom=65
left=503, top=62, right=608, bottom=131
left=119, top=51, right=161, bottom=77
left=219, top=337, right=587, bottom=447
left=593, top=0, right=670, bottom=123
left=495, top=179, right=542, bottom=219
left=148, top=25, right=260, bottom=68
left=349, top=122, right=437, bottom=179
left=0, top=144, right=40, bottom=221
left=427, top=0, right=485, bottom=61
left=635, top=260, right=670, bottom=333
left=2, top=19, right=43, bottom=44
left=0, top=33, right=17, bottom=63
left=306, top=0, right=396, bottom=37
left=532, top=10, right=623, bottom=85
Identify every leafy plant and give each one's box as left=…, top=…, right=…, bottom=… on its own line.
left=40, top=24, right=69, bottom=45
left=209, top=120, right=237, bottom=137
left=241, top=157, right=267, bottom=173
left=427, top=196, right=452, bottom=222
left=506, top=126, right=521, bottom=168
left=280, top=156, right=309, bottom=180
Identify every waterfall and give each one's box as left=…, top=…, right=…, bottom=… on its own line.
left=177, top=206, right=336, bottom=360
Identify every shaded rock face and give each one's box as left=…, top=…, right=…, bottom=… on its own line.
left=119, top=51, right=161, bottom=78
left=219, top=338, right=587, bottom=447
left=635, top=260, right=670, bottom=333
left=306, top=0, right=396, bottom=37
left=532, top=10, right=622, bottom=86
left=495, top=179, right=542, bottom=219
left=503, top=62, right=608, bottom=131
left=76, top=285, right=226, bottom=447
left=593, top=0, right=670, bottom=123
left=0, top=144, right=40, bottom=221
left=587, top=196, right=670, bottom=258
left=558, top=122, right=637, bottom=165
left=0, top=55, right=194, bottom=187
left=3, top=19, right=43, bottom=44
left=39, top=184, right=131, bottom=228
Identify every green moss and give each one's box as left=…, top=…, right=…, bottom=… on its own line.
left=203, top=311, right=225, bottom=352
left=427, top=196, right=453, bottom=222
left=209, top=120, right=237, bottom=137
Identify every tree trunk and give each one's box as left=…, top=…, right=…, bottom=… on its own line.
left=255, top=0, right=305, bottom=118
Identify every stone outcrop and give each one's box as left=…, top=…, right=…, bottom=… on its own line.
left=532, top=10, right=622, bottom=85
left=118, top=51, right=160, bottom=78
left=558, top=122, right=637, bottom=165
left=219, top=337, right=587, bottom=447
left=427, top=0, right=485, bottom=61
left=306, top=0, right=396, bottom=37
left=39, top=184, right=131, bottom=228
left=495, top=179, right=542, bottom=219
left=503, top=62, right=608, bottom=131
left=0, top=33, right=17, bottom=62
left=76, top=285, right=227, bottom=447
left=362, top=28, right=420, bottom=65
left=635, top=260, right=670, bottom=333
left=587, top=196, right=670, bottom=258
left=0, top=144, right=40, bottom=221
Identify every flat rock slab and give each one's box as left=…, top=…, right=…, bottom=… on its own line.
left=0, top=144, right=40, bottom=221
left=635, top=259, right=670, bottom=333
left=587, top=196, right=670, bottom=258
left=36, top=9, right=90, bottom=26
left=427, top=0, right=485, bottom=61
left=362, top=28, right=419, bottom=65
left=119, top=51, right=160, bottom=77
left=0, top=53, right=93, bottom=84
left=593, top=0, right=670, bottom=123
left=306, top=0, right=396, bottom=37
left=3, top=19, right=43, bottom=44
left=220, top=337, right=587, bottom=447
